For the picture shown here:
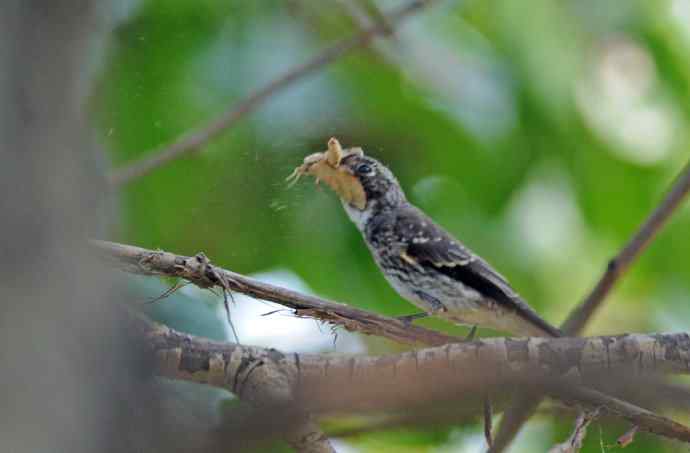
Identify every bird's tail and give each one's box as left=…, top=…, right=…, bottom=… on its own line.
left=513, top=311, right=563, bottom=337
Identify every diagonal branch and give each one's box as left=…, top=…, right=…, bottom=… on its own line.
left=491, top=160, right=690, bottom=452
left=107, top=0, right=440, bottom=187
left=562, top=159, right=690, bottom=334
left=548, top=410, right=598, bottom=453
left=93, top=240, right=459, bottom=346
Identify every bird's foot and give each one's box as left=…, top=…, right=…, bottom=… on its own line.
left=464, top=325, right=478, bottom=341
left=397, top=312, right=428, bottom=326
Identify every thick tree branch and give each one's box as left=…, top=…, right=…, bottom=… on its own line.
left=93, top=240, right=460, bottom=346
left=106, top=0, right=440, bottom=187
left=98, top=240, right=690, bottom=446
left=137, top=313, right=690, bottom=443
left=143, top=316, right=334, bottom=452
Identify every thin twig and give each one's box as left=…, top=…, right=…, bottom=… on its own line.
left=563, top=160, right=690, bottom=334
left=222, top=289, right=241, bottom=344
left=618, top=425, right=639, bottom=448
left=488, top=398, right=541, bottom=453
left=548, top=409, right=599, bottom=453
left=107, top=0, right=439, bottom=187
left=557, top=387, right=688, bottom=446
left=491, top=160, right=690, bottom=452
left=93, top=240, right=459, bottom=346
left=144, top=280, right=190, bottom=305
left=483, top=394, right=493, bottom=448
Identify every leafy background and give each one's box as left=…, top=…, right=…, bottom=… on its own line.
left=96, top=0, right=690, bottom=451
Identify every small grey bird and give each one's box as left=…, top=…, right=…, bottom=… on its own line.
left=313, top=147, right=561, bottom=337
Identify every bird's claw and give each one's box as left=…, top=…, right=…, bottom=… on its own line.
left=464, top=325, right=478, bottom=341
left=397, top=312, right=428, bottom=326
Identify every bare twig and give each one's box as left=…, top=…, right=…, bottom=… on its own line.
left=144, top=280, right=189, bottom=304
left=618, top=425, right=639, bottom=448
left=327, top=400, right=685, bottom=440
left=107, top=0, right=439, bottom=187
left=93, top=240, right=460, bottom=346
left=563, top=160, right=690, bottom=334
left=483, top=395, right=493, bottom=448
left=491, top=160, right=690, bottom=452
left=548, top=410, right=599, bottom=453
left=489, top=398, right=541, bottom=453
left=558, top=388, right=689, bottom=447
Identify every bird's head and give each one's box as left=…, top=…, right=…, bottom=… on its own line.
left=288, top=138, right=406, bottom=227
left=337, top=152, right=406, bottom=212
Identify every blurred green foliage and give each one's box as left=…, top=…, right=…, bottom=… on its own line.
left=96, top=0, right=690, bottom=450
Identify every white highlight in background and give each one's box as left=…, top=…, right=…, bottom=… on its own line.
left=215, top=269, right=367, bottom=354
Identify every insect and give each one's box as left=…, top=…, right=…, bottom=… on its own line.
left=286, top=138, right=367, bottom=210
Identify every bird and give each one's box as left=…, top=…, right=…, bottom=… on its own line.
left=297, top=141, right=561, bottom=337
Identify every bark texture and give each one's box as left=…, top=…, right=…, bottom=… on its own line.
left=136, top=313, right=690, bottom=443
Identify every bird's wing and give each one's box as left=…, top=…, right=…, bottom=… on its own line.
left=393, top=207, right=475, bottom=266
left=395, top=206, right=561, bottom=337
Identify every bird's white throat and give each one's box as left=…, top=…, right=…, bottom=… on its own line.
left=342, top=200, right=373, bottom=231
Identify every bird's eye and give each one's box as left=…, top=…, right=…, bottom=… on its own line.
left=356, top=163, right=374, bottom=175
